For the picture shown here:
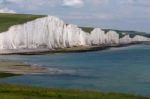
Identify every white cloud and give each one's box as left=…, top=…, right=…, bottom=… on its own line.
left=2, top=0, right=58, bottom=10
left=0, top=7, right=16, bottom=13
left=62, top=0, right=83, bottom=8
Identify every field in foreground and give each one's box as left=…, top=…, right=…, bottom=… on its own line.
left=0, top=84, right=148, bottom=99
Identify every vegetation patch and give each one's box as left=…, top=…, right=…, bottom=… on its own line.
left=80, top=27, right=94, bottom=33
left=0, top=13, right=45, bottom=33
left=0, top=72, right=20, bottom=78
left=0, top=84, right=148, bottom=99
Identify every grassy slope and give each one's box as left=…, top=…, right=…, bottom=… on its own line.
left=81, top=27, right=94, bottom=33
left=0, top=13, right=45, bottom=33
left=0, top=84, right=148, bottom=99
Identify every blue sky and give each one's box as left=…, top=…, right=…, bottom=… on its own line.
left=0, top=0, right=150, bottom=32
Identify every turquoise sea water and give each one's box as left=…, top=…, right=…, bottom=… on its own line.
left=0, top=44, right=150, bottom=96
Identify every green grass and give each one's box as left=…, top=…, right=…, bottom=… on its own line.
left=0, top=72, right=20, bottom=78
left=0, top=13, right=45, bottom=33
left=0, top=84, right=148, bottom=99
left=80, top=27, right=94, bottom=33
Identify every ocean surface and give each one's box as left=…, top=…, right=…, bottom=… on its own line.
left=0, top=44, right=150, bottom=96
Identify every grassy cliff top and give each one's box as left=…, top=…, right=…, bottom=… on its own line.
left=0, top=13, right=45, bottom=33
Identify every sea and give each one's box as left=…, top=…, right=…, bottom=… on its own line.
left=0, top=44, right=150, bottom=96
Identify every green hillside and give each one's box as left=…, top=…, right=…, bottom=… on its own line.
left=0, top=13, right=45, bottom=33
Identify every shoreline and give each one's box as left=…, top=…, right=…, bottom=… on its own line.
left=0, top=60, right=49, bottom=75
left=0, top=41, right=149, bottom=55
left=0, top=42, right=150, bottom=98
left=0, top=42, right=149, bottom=75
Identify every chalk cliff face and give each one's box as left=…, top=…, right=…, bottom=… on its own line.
left=90, top=28, right=119, bottom=45
left=119, top=35, right=133, bottom=44
left=0, top=16, right=149, bottom=50
left=119, top=35, right=150, bottom=44
left=0, top=16, right=85, bottom=49
left=132, top=35, right=150, bottom=42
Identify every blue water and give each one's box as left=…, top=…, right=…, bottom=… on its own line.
left=0, top=45, right=150, bottom=96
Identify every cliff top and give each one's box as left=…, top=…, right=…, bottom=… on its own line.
left=0, top=13, right=45, bottom=33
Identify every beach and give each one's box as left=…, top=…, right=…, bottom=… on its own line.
left=0, top=42, right=147, bottom=55
left=0, top=60, right=49, bottom=74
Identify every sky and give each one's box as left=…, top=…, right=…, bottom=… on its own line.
left=0, top=0, right=150, bottom=32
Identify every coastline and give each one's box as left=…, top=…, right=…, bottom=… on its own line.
left=0, top=41, right=149, bottom=75
left=0, top=41, right=149, bottom=55
left=0, top=60, right=49, bottom=75
left=0, top=42, right=150, bottom=98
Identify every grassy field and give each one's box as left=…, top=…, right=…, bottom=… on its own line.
left=0, top=13, right=45, bottom=33
left=80, top=26, right=94, bottom=33
left=0, top=84, right=148, bottom=99
left=0, top=72, right=20, bottom=78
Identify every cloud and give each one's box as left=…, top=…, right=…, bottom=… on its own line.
left=0, top=0, right=16, bottom=13
left=0, top=7, right=16, bottom=13
left=62, top=0, right=84, bottom=8
left=1, top=0, right=58, bottom=10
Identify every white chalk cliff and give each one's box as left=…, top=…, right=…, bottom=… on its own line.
left=119, top=34, right=150, bottom=44
left=0, top=16, right=149, bottom=51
